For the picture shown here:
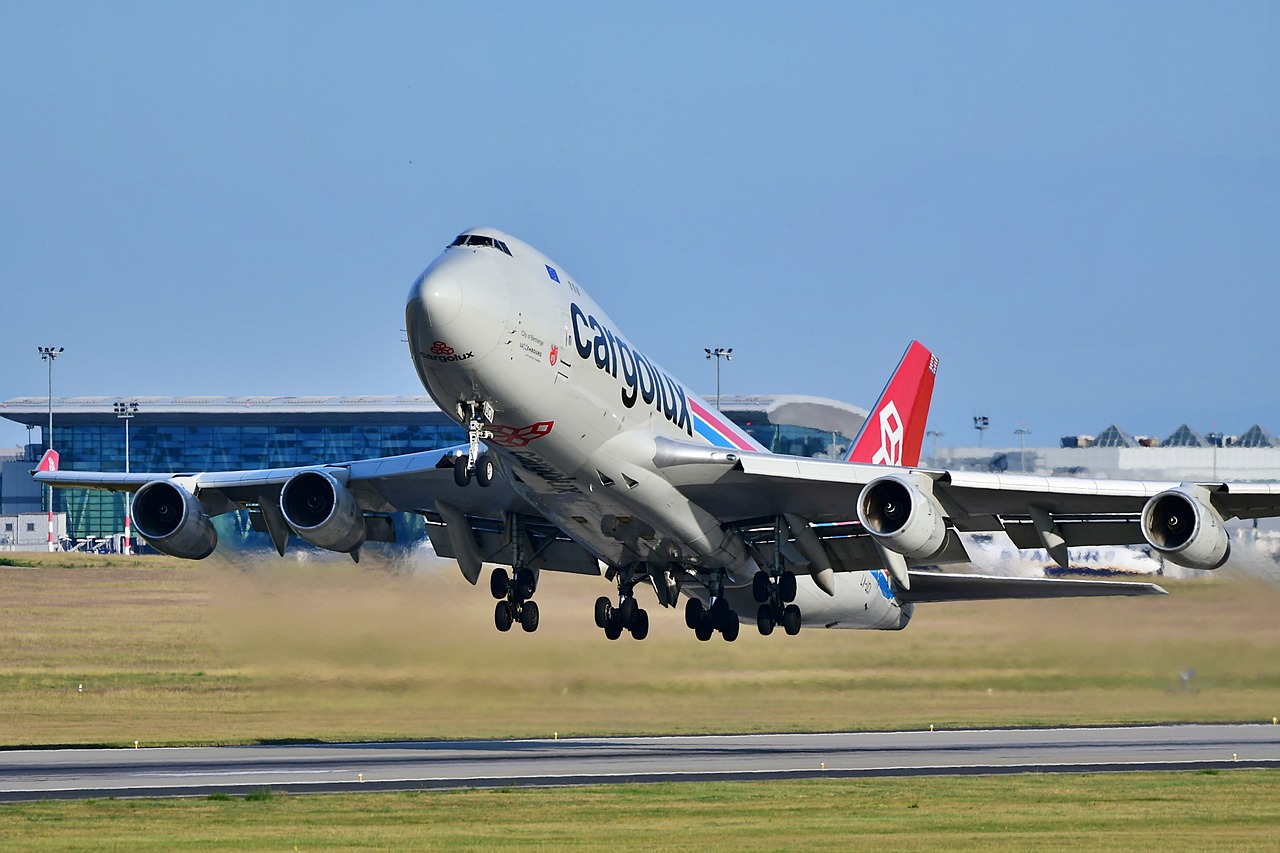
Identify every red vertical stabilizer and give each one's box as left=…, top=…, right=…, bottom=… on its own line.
left=845, top=341, right=938, bottom=468
left=36, top=449, right=60, bottom=473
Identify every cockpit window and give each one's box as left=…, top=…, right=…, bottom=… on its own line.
left=448, top=234, right=513, bottom=256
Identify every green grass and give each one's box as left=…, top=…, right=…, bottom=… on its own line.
left=2, top=552, right=1280, bottom=746
left=1, top=772, right=1278, bottom=850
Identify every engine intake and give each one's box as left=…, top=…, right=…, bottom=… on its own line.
left=132, top=480, right=218, bottom=560
left=1140, top=487, right=1230, bottom=570
left=280, top=469, right=366, bottom=554
left=856, top=473, right=948, bottom=561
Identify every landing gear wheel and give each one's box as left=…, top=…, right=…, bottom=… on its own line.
left=757, top=604, right=775, bottom=636
left=783, top=604, right=802, bottom=636
left=630, top=608, right=649, bottom=640
left=453, top=455, right=471, bottom=487
left=721, top=613, right=740, bottom=642
left=475, top=453, right=495, bottom=487
left=779, top=571, right=798, bottom=603
left=694, top=620, right=714, bottom=642
left=514, top=568, right=537, bottom=600
left=520, top=600, right=539, bottom=632
left=490, top=568, right=510, bottom=600
left=752, top=571, right=771, bottom=603
left=494, top=600, right=514, bottom=632
left=594, top=596, right=613, bottom=629
left=710, top=597, right=731, bottom=631
left=619, top=597, right=638, bottom=629
left=684, top=598, right=702, bottom=630
left=604, top=612, right=624, bottom=640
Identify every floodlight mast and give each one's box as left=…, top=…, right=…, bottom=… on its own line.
left=38, top=346, right=64, bottom=552
left=704, top=347, right=732, bottom=410
left=1014, top=425, right=1032, bottom=472
left=973, top=415, right=990, bottom=448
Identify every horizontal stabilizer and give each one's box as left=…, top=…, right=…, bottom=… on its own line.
left=899, top=571, right=1167, bottom=603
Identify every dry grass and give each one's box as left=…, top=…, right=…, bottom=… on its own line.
left=2, top=550, right=1279, bottom=746
left=1, top=772, right=1279, bottom=851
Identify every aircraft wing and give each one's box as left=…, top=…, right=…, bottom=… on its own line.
left=668, top=445, right=1280, bottom=577
left=900, top=571, right=1167, bottom=602
left=33, top=446, right=601, bottom=579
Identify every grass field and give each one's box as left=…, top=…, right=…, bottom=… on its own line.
left=1, top=550, right=1278, bottom=746
left=1, top=772, right=1278, bottom=850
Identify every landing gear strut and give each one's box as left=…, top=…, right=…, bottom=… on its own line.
left=491, top=567, right=539, bottom=633
left=453, top=400, right=496, bottom=488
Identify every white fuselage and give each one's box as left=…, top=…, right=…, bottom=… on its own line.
left=406, top=229, right=910, bottom=630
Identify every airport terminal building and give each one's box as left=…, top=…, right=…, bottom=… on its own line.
left=0, top=394, right=867, bottom=546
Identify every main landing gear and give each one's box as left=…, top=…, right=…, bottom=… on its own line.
left=594, top=570, right=650, bottom=640
left=453, top=400, right=496, bottom=488
left=752, top=570, right=802, bottom=636
left=491, top=567, right=539, bottom=633
left=684, top=574, right=740, bottom=642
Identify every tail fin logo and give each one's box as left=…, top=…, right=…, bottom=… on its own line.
left=36, top=449, right=60, bottom=472
left=869, top=402, right=904, bottom=466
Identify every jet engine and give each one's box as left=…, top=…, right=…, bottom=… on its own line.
left=1140, top=487, right=1230, bottom=570
left=132, top=480, right=218, bottom=560
left=856, top=473, right=948, bottom=561
left=280, top=469, right=367, bottom=554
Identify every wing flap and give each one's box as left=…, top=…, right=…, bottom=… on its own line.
left=900, top=571, right=1167, bottom=603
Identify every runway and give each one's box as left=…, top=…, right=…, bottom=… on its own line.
left=2, top=724, right=1278, bottom=801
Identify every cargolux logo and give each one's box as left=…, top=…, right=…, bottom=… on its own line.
left=870, top=401, right=904, bottom=466
left=419, top=340, right=474, bottom=364
left=489, top=421, right=554, bottom=448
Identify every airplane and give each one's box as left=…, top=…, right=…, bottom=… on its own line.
left=35, top=228, right=1280, bottom=642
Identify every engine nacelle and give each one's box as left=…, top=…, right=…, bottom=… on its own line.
left=132, top=480, right=218, bottom=560
left=280, top=469, right=366, bottom=553
left=856, top=473, right=948, bottom=561
left=1140, top=486, right=1230, bottom=570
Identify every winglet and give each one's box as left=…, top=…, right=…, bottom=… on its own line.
left=845, top=341, right=937, bottom=467
left=35, top=449, right=60, bottom=473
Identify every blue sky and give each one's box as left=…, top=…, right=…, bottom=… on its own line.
left=2, top=2, right=1276, bottom=451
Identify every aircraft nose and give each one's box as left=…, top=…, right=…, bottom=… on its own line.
left=413, top=267, right=464, bottom=330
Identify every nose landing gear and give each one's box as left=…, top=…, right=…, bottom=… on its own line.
left=453, top=400, right=496, bottom=488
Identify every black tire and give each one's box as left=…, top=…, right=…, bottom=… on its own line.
left=514, top=568, right=537, bottom=600
left=783, top=604, right=802, bottom=635
left=476, top=453, right=495, bottom=487
left=490, top=568, right=510, bottom=600
left=752, top=571, right=771, bottom=603
left=721, top=613, right=740, bottom=642
left=694, top=621, right=713, bottom=641
left=630, top=609, right=649, bottom=640
left=594, top=596, right=612, bottom=629
left=619, top=597, right=638, bottom=628
left=604, top=612, right=624, bottom=640
left=779, top=571, right=798, bottom=603
left=710, top=597, right=731, bottom=631
left=684, top=597, right=702, bottom=630
left=494, top=600, right=513, bottom=632
left=520, top=600, right=539, bottom=633
left=453, top=455, right=471, bottom=487
left=757, top=604, right=774, bottom=636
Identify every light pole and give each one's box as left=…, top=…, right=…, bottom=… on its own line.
left=926, top=429, right=943, bottom=465
left=973, top=415, right=989, bottom=448
left=114, top=401, right=139, bottom=554
left=38, top=346, right=64, bottom=552
left=704, top=347, right=732, bottom=409
left=1014, top=425, right=1032, bottom=472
